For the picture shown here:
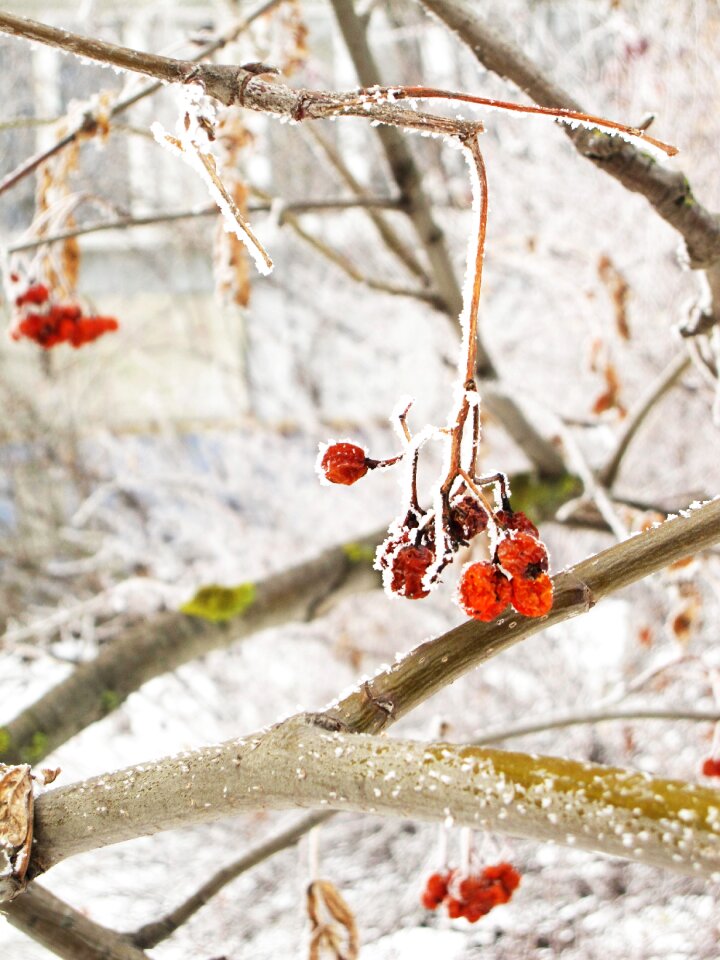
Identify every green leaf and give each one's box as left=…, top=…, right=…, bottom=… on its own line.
left=180, top=582, right=256, bottom=622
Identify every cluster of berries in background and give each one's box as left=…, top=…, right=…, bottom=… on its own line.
left=420, top=863, right=521, bottom=923
left=318, top=439, right=553, bottom=622
left=8, top=276, right=119, bottom=349
left=701, top=756, right=720, bottom=777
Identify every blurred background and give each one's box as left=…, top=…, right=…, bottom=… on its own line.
left=0, top=0, right=719, bottom=956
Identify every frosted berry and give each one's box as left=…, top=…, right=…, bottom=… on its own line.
left=494, top=509, right=539, bottom=539
left=320, top=443, right=368, bottom=485
left=510, top=573, right=553, bottom=617
left=484, top=862, right=521, bottom=896
left=701, top=757, right=720, bottom=777
left=449, top=494, right=489, bottom=543
left=16, top=283, right=50, bottom=307
left=458, top=562, right=511, bottom=621
left=390, top=544, right=434, bottom=599
left=497, top=532, right=548, bottom=580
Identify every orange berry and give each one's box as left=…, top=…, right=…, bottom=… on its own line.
left=497, top=532, right=548, bottom=580
left=510, top=573, right=553, bottom=617
left=320, top=442, right=368, bottom=485
left=457, top=562, right=511, bottom=621
left=390, top=544, right=434, bottom=599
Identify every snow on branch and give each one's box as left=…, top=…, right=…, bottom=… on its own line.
left=27, top=717, right=720, bottom=884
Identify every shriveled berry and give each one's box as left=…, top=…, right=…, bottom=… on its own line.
left=701, top=757, right=720, bottom=777
left=458, top=562, right=511, bottom=621
left=510, top=573, right=553, bottom=617
left=497, top=532, right=548, bottom=580
left=390, top=544, right=434, bottom=599
left=494, top=509, right=539, bottom=539
left=320, top=442, right=368, bottom=485
left=449, top=494, right=489, bottom=543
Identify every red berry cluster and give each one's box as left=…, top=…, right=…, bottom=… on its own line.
left=458, top=515, right=553, bottom=622
left=9, top=282, right=119, bottom=349
left=701, top=757, right=720, bottom=777
left=318, top=435, right=553, bottom=617
left=421, top=863, right=520, bottom=923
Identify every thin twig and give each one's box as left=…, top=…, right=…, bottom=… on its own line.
left=599, top=353, right=692, bottom=488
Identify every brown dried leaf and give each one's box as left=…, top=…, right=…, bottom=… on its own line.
left=598, top=253, right=631, bottom=339
left=307, top=880, right=359, bottom=960
left=0, top=763, right=33, bottom=901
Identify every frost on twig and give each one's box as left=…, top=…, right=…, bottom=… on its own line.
left=151, top=90, right=273, bottom=277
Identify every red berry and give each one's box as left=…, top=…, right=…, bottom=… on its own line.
left=497, top=532, right=548, bottom=580
left=320, top=442, right=368, bottom=485
left=457, top=562, right=511, bottom=621
left=446, top=897, right=464, bottom=919
left=449, top=494, right=489, bottom=543
left=15, top=283, right=50, bottom=307
left=420, top=871, right=450, bottom=909
left=494, top=509, right=539, bottom=539
left=510, top=573, right=553, bottom=617
left=390, top=544, right=434, bottom=599
left=701, top=757, right=720, bottom=777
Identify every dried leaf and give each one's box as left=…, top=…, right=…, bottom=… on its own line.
left=307, top=880, right=359, bottom=960
left=598, top=253, right=631, bottom=340
left=0, top=763, right=33, bottom=902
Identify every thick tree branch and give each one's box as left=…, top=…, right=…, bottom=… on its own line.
left=29, top=718, right=720, bottom=880
left=22, top=497, right=720, bottom=883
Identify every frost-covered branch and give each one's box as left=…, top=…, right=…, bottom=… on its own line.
left=0, top=0, right=285, bottom=197
left=8, top=197, right=404, bottom=254
left=17, top=497, right=720, bottom=888
left=28, top=717, right=720, bottom=882
left=418, top=0, right=720, bottom=316
left=0, top=529, right=384, bottom=766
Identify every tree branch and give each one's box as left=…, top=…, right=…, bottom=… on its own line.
left=1, top=883, right=151, bottom=960
left=22, top=496, right=720, bottom=883
left=131, top=810, right=332, bottom=948
left=29, top=717, right=720, bottom=881
left=0, top=529, right=384, bottom=766
left=7, top=197, right=404, bottom=254
left=599, top=352, right=692, bottom=488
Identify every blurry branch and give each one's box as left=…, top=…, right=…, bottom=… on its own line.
left=0, top=9, right=568, bottom=479
left=130, top=702, right=720, bottom=947
left=1, top=883, right=151, bottom=960
left=131, top=810, right=332, bottom=948
left=474, top=706, right=720, bottom=745
left=0, top=529, right=384, bottom=767
left=328, top=0, right=465, bottom=324
left=0, top=0, right=285, bottom=198
left=23, top=497, right=720, bottom=884
left=269, top=200, right=442, bottom=305
left=305, top=125, right=431, bottom=283
left=599, top=352, right=692, bottom=488
left=29, top=718, right=720, bottom=881
left=8, top=196, right=404, bottom=253
left=418, top=0, right=720, bottom=321
left=0, top=469, right=578, bottom=767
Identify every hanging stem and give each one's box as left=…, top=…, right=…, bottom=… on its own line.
left=440, top=135, right=488, bottom=501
